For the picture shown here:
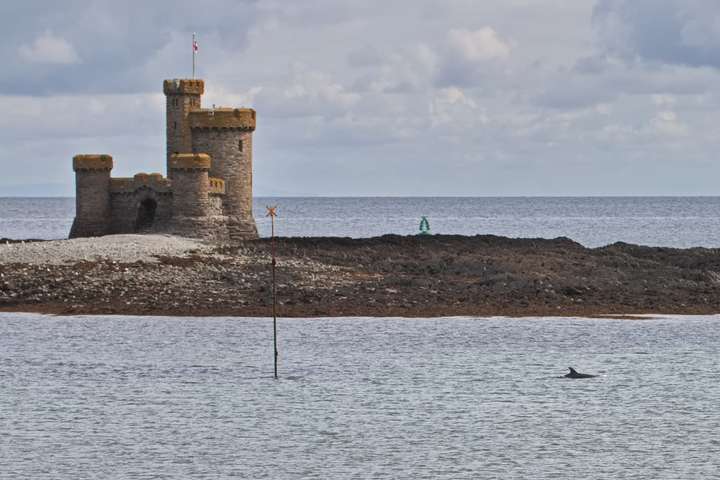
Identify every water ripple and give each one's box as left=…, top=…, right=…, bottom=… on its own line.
left=0, top=313, right=719, bottom=478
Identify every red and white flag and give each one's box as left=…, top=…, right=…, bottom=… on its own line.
left=192, top=33, right=199, bottom=78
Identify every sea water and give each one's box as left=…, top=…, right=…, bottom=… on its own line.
left=0, top=313, right=718, bottom=478
left=2, top=199, right=720, bottom=477
left=3, top=196, right=720, bottom=247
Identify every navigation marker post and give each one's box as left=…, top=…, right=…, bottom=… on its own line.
left=418, top=216, right=431, bottom=235
left=266, top=205, right=279, bottom=379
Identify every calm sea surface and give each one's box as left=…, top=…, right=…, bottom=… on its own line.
left=1, top=314, right=718, bottom=478
left=3, top=196, right=720, bottom=247
left=3, top=200, right=720, bottom=477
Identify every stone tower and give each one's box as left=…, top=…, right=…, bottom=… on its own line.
left=190, top=108, right=258, bottom=239
left=169, top=153, right=213, bottom=235
left=69, top=77, right=258, bottom=241
left=69, top=155, right=113, bottom=238
left=163, top=79, right=204, bottom=178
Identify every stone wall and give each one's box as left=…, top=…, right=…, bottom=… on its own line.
left=190, top=111, right=258, bottom=240
left=189, top=108, right=255, bottom=130
left=109, top=189, right=173, bottom=234
left=70, top=78, right=257, bottom=243
left=109, top=193, right=137, bottom=233
left=167, top=153, right=232, bottom=240
left=170, top=153, right=210, bottom=217
left=164, top=79, right=204, bottom=178
left=69, top=155, right=113, bottom=238
left=208, top=194, right=224, bottom=216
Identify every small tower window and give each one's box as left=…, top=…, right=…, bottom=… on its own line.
left=238, top=139, right=244, bottom=152
left=173, top=121, right=177, bottom=130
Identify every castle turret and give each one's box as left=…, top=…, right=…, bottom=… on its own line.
left=169, top=153, right=211, bottom=216
left=190, top=108, right=258, bottom=239
left=69, top=77, right=258, bottom=242
left=169, top=153, right=215, bottom=238
left=163, top=79, right=204, bottom=178
left=69, top=154, right=113, bottom=238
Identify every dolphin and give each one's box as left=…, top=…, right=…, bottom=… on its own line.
left=564, top=367, right=597, bottom=379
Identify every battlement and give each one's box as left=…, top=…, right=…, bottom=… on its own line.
left=169, top=153, right=211, bottom=171
left=110, top=173, right=171, bottom=193
left=163, top=79, right=205, bottom=96
left=73, top=154, right=113, bottom=172
left=209, top=177, right=226, bottom=194
left=70, top=76, right=257, bottom=241
left=189, top=108, right=256, bottom=131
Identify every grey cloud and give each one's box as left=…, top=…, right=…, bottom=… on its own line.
left=5, top=0, right=720, bottom=197
left=593, top=0, right=720, bottom=69
left=347, top=46, right=385, bottom=68
left=536, top=79, right=617, bottom=110
left=572, top=55, right=614, bottom=75
left=1, top=0, right=258, bottom=95
left=258, top=0, right=376, bottom=27
left=539, top=60, right=720, bottom=110
left=434, top=27, right=512, bottom=88
left=347, top=25, right=514, bottom=90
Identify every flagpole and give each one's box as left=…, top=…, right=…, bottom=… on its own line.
left=192, top=33, right=196, bottom=79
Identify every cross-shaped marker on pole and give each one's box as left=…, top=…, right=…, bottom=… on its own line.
left=266, top=205, right=279, bottom=379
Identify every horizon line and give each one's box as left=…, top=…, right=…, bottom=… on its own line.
left=4, top=194, right=720, bottom=199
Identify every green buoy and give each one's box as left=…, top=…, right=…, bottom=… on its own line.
left=418, top=216, right=431, bottom=235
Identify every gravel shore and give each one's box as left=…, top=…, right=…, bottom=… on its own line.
left=0, top=234, right=211, bottom=265
left=2, top=234, right=720, bottom=317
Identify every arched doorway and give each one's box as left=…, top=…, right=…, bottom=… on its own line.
left=135, top=198, right=157, bottom=232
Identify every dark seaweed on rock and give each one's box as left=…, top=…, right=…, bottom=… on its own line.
left=2, top=234, right=720, bottom=317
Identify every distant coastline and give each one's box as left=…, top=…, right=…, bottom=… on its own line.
left=2, top=234, right=720, bottom=318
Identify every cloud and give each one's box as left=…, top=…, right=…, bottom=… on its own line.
left=593, top=0, right=720, bottom=69
left=18, top=31, right=80, bottom=64
left=650, top=110, right=689, bottom=137
left=0, top=0, right=260, bottom=95
left=436, top=27, right=511, bottom=87
left=347, top=45, right=385, bottom=68
left=250, top=64, right=360, bottom=119
left=353, top=44, right=437, bottom=94
left=538, top=56, right=720, bottom=110
left=4, top=0, right=720, bottom=196
left=349, top=26, right=512, bottom=90
left=430, top=87, right=483, bottom=128
left=447, top=27, right=511, bottom=62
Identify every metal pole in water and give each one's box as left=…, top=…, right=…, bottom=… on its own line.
left=266, top=206, right=279, bottom=379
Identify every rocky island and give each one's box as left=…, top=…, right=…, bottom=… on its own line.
left=2, top=234, right=720, bottom=317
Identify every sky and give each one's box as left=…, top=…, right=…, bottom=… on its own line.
left=2, top=0, right=720, bottom=196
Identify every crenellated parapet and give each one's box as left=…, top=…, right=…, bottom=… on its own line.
left=164, top=79, right=204, bottom=178
left=190, top=106, right=257, bottom=239
left=70, top=76, right=258, bottom=241
left=169, top=153, right=212, bottom=224
left=209, top=177, right=226, bottom=194
left=73, top=154, right=113, bottom=172
left=163, top=79, right=205, bottom=96
left=169, top=153, right=211, bottom=171
left=189, top=108, right=256, bottom=131
left=110, top=173, right=171, bottom=194
left=69, top=155, right=113, bottom=238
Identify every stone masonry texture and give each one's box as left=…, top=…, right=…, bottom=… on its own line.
left=69, top=79, right=258, bottom=241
